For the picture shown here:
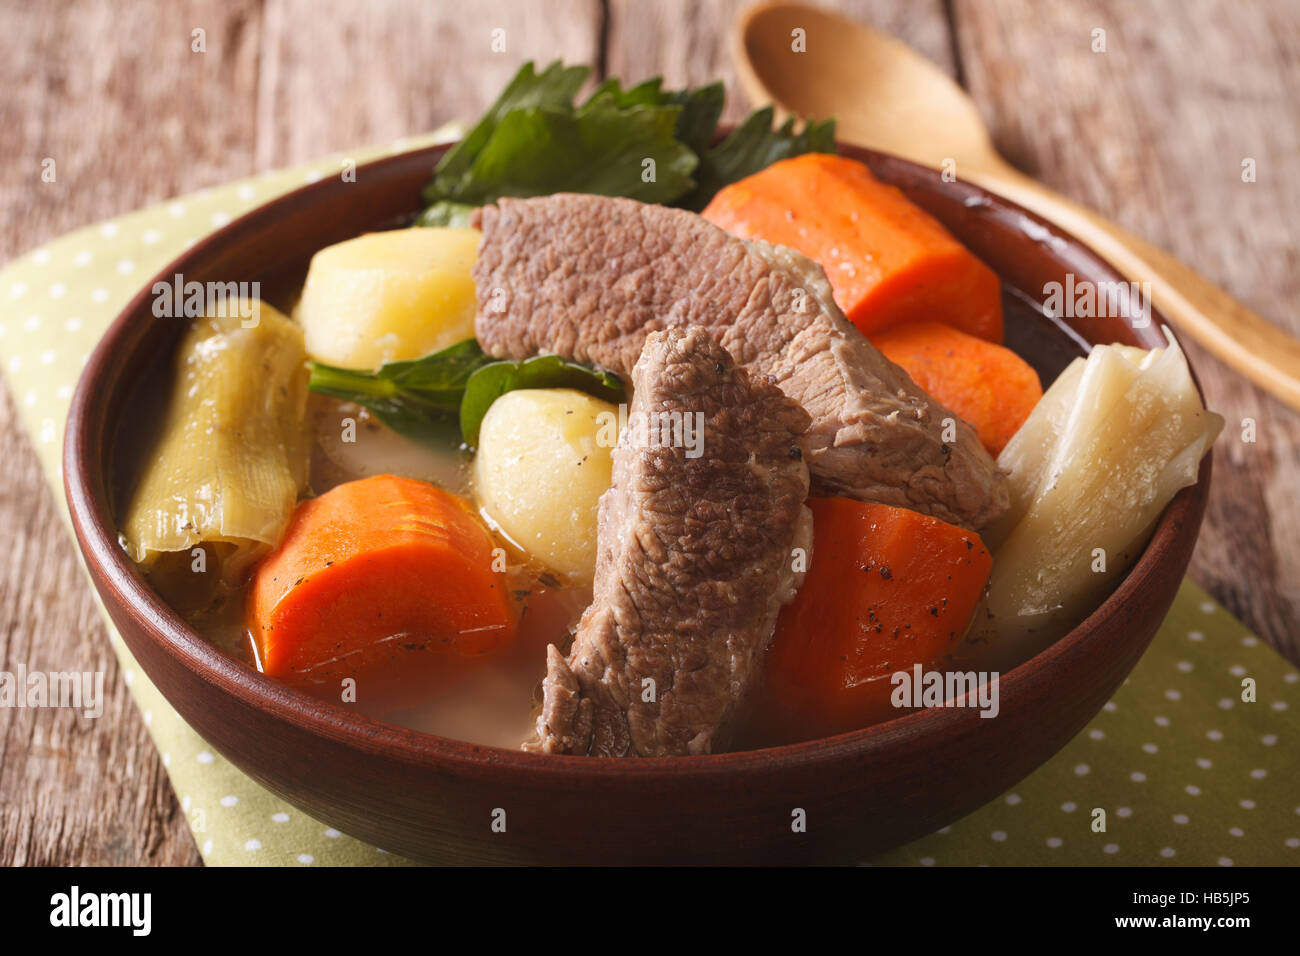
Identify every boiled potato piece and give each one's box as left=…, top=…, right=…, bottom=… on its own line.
left=983, top=337, right=1222, bottom=665
left=473, top=389, right=617, bottom=583
left=296, top=226, right=480, bottom=369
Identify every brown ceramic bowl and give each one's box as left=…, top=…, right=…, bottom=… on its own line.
left=64, top=140, right=1211, bottom=865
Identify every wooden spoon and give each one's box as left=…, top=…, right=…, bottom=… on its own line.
left=734, top=1, right=1300, bottom=410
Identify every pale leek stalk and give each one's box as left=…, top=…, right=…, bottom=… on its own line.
left=982, top=335, right=1223, bottom=664
left=122, top=298, right=309, bottom=589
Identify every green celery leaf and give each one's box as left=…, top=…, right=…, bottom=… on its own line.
left=417, top=61, right=834, bottom=220
left=436, top=94, right=698, bottom=205
left=582, top=78, right=723, bottom=156
left=584, top=76, right=665, bottom=108
left=427, top=61, right=591, bottom=202
left=460, top=354, right=625, bottom=448
left=662, top=82, right=725, bottom=156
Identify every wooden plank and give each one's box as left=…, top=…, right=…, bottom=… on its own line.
left=953, top=0, right=1300, bottom=660
left=0, top=0, right=264, bottom=260
left=254, top=0, right=603, bottom=167
left=0, top=0, right=267, bottom=868
left=606, top=0, right=958, bottom=120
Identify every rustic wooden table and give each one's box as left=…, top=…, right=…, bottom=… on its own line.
left=1, top=0, right=1296, bottom=866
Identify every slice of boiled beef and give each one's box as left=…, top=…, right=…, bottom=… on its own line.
left=526, top=326, right=812, bottom=757
left=471, top=193, right=1008, bottom=530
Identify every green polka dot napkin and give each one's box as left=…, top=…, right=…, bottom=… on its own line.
left=2, top=131, right=1296, bottom=866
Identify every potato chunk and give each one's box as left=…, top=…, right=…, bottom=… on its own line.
left=981, top=336, right=1222, bottom=665
left=296, top=226, right=480, bottom=369
left=472, top=389, right=617, bottom=583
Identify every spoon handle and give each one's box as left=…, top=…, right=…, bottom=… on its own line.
left=963, top=163, right=1300, bottom=411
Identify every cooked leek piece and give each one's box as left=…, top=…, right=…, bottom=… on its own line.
left=983, top=336, right=1222, bottom=663
left=122, top=298, right=309, bottom=588
left=982, top=356, right=1087, bottom=549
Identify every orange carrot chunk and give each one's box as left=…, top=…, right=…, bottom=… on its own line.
left=702, top=153, right=1004, bottom=342
left=756, top=498, right=992, bottom=744
left=248, top=475, right=517, bottom=706
left=871, top=321, right=1043, bottom=456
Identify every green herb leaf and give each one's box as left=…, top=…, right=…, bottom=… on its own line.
left=427, top=62, right=591, bottom=203
left=418, top=61, right=833, bottom=217
left=584, top=76, right=666, bottom=108
left=662, top=82, right=725, bottom=156
left=308, top=340, right=625, bottom=449
left=307, top=338, right=495, bottom=444
left=459, top=354, right=625, bottom=448
left=580, top=78, right=723, bottom=156
left=425, top=95, right=698, bottom=207
left=677, top=108, right=837, bottom=211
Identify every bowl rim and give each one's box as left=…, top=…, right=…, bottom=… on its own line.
left=63, top=139, right=1212, bottom=780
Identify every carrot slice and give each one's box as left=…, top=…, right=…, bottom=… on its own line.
left=247, top=475, right=517, bottom=706
left=702, top=153, right=1003, bottom=342
left=755, top=498, right=992, bottom=744
left=871, top=321, right=1043, bottom=455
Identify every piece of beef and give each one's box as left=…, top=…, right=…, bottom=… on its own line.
left=526, top=326, right=812, bottom=757
left=471, top=194, right=1008, bottom=530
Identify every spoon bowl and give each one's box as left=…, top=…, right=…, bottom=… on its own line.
left=736, top=2, right=997, bottom=172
